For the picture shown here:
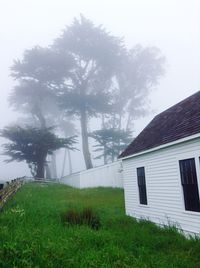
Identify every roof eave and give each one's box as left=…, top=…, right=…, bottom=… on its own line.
left=120, top=133, right=200, bottom=161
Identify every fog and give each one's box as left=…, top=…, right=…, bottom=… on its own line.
left=0, top=0, right=200, bottom=179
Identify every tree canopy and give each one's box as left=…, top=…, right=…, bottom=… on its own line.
left=90, top=128, right=132, bottom=164
left=53, top=15, right=125, bottom=169
left=7, top=15, right=165, bottom=172
left=1, top=126, right=77, bottom=178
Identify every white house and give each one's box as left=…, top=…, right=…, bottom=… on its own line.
left=119, top=91, right=200, bottom=235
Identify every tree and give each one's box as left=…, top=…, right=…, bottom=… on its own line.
left=54, top=15, right=124, bottom=169
left=91, top=45, right=165, bottom=163
left=90, top=128, right=132, bottom=164
left=10, top=46, right=73, bottom=129
left=1, top=126, right=77, bottom=178
left=115, top=45, right=165, bottom=131
left=57, top=116, right=77, bottom=177
left=99, top=45, right=165, bottom=133
left=54, top=17, right=165, bottom=168
left=9, top=46, right=75, bottom=177
left=9, top=16, right=165, bottom=171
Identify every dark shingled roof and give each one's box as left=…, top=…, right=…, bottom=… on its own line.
left=119, top=91, right=200, bottom=158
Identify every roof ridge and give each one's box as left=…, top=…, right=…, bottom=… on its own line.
left=119, top=90, right=200, bottom=158
left=154, top=90, right=200, bottom=118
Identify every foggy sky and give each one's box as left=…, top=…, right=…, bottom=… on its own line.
left=0, top=0, right=200, bottom=179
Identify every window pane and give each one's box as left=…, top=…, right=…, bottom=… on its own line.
left=137, top=167, right=145, bottom=178
left=179, top=158, right=200, bottom=212
left=137, top=167, right=147, bottom=205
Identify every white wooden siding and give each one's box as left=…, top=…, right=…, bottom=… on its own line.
left=122, top=137, right=200, bottom=235
left=61, top=172, right=81, bottom=188
left=61, top=161, right=123, bottom=189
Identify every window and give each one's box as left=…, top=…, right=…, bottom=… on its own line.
left=179, top=158, right=200, bottom=212
left=137, top=167, right=147, bottom=205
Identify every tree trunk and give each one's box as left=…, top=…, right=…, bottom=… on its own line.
left=118, top=113, right=122, bottom=130
left=67, top=149, right=72, bottom=174
left=33, top=105, right=52, bottom=179
left=36, top=110, right=52, bottom=179
left=111, top=150, right=115, bottom=162
left=33, top=105, right=46, bottom=129
left=103, top=147, right=107, bottom=165
left=117, top=113, right=122, bottom=156
left=101, top=114, right=105, bottom=128
left=80, top=110, right=93, bottom=169
left=103, top=151, right=106, bottom=165
left=51, top=153, right=57, bottom=178
left=61, top=148, right=72, bottom=177
left=36, top=160, right=45, bottom=179
left=101, top=115, right=106, bottom=165
left=45, top=164, right=51, bottom=179
left=126, top=112, right=132, bottom=131
left=61, top=148, right=67, bottom=178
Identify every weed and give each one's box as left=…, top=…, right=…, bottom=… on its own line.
left=61, top=207, right=101, bottom=230
left=61, top=209, right=80, bottom=225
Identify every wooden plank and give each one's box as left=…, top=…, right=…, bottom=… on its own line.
left=0, top=178, right=24, bottom=210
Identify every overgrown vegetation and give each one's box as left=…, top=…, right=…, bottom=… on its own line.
left=0, top=183, right=200, bottom=267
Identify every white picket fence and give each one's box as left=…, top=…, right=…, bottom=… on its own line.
left=60, top=161, right=123, bottom=189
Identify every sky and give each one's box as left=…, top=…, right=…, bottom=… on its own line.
left=0, top=0, right=200, bottom=179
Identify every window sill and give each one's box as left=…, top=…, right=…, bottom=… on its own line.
left=182, top=210, right=200, bottom=216
left=138, top=204, right=150, bottom=208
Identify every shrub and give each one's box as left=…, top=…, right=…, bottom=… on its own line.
left=61, top=209, right=80, bottom=225
left=61, top=207, right=101, bottom=230
left=81, top=208, right=101, bottom=230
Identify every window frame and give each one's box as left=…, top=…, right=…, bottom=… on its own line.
left=177, top=154, right=200, bottom=214
left=137, top=166, right=148, bottom=205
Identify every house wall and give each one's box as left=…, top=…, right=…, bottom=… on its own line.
left=61, top=161, right=123, bottom=189
left=122, top=137, right=200, bottom=235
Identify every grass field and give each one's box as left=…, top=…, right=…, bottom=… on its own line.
left=0, top=183, right=200, bottom=268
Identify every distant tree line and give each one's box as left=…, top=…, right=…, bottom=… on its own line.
left=1, top=15, right=165, bottom=178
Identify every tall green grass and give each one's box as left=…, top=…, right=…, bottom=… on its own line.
left=0, top=183, right=200, bottom=268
